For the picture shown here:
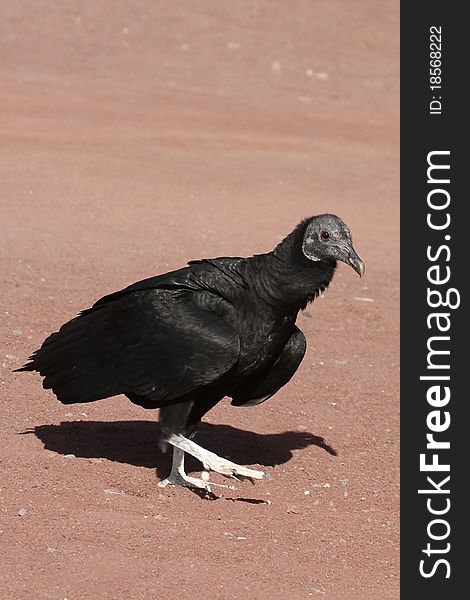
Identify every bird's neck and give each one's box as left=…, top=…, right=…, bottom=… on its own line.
left=245, top=227, right=336, bottom=314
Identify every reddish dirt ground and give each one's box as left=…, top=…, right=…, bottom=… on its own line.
left=0, top=2, right=399, bottom=599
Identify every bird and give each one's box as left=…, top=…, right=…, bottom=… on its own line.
left=17, top=214, right=364, bottom=492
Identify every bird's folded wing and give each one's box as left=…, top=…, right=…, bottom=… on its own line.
left=19, top=266, right=241, bottom=405
left=104, top=289, right=240, bottom=402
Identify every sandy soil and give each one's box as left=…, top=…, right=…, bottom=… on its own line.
left=0, top=2, right=399, bottom=598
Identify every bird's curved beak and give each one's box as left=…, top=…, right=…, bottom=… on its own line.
left=347, top=247, right=365, bottom=277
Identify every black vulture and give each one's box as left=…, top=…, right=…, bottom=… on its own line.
left=17, top=214, right=364, bottom=491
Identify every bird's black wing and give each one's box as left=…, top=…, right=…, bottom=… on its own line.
left=107, top=288, right=240, bottom=402
left=19, top=269, right=240, bottom=405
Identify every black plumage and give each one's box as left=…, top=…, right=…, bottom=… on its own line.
left=18, top=214, right=364, bottom=490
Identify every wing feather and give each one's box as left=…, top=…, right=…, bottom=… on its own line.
left=20, top=287, right=240, bottom=406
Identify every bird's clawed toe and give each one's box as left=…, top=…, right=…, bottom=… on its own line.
left=158, top=472, right=237, bottom=492
left=202, top=456, right=266, bottom=483
left=228, top=471, right=262, bottom=484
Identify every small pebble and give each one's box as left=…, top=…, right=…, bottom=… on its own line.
left=17, top=507, right=28, bottom=517
left=13, top=330, right=22, bottom=337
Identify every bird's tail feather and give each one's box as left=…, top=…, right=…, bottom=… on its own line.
left=15, top=309, right=124, bottom=404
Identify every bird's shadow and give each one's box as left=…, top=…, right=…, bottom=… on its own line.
left=23, top=420, right=337, bottom=480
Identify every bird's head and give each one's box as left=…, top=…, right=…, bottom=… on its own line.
left=301, top=214, right=365, bottom=277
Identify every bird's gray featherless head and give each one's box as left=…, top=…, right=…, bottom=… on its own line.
left=301, top=214, right=365, bottom=277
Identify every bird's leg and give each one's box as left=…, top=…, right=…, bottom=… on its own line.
left=158, top=446, right=236, bottom=491
left=166, top=433, right=266, bottom=483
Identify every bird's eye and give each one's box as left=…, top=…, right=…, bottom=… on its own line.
left=320, top=230, right=330, bottom=240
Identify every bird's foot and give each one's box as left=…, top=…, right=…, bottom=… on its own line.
left=202, top=457, right=266, bottom=484
left=167, top=434, right=267, bottom=485
left=158, top=471, right=236, bottom=492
